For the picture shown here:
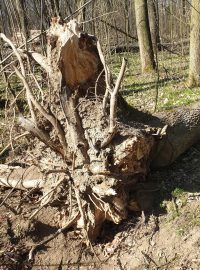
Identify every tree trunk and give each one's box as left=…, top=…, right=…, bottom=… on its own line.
left=134, top=0, right=156, bottom=73
left=15, top=0, right=29, bottom=40
left=77, top=0, right=86, bottom=24
left=182, top=0, right=186, bottom=16
left=188, top=0, right=200, bottom=87
left=148, top=0, right=161, bottom=54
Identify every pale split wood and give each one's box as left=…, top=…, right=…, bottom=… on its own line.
left=0, top=177, right=44, bottom=190
left=18, top=116, right=64, bottom=156
left=18, top=49, right=52, bottom=73
left=0, top=0, right=95, bottom=67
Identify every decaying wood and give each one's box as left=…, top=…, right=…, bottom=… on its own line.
left=0, top=165, right=44, bottom=190
left=1, top=17, right=200, bottom=248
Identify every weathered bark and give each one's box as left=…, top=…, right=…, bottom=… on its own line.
left=188, top=0, right=200, bottom=87
left=126, top=103, right=200, bottom=168
left=135, top=0, right=156, bottom=73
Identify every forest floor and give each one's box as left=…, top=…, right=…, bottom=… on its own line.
left=0, top=51, right=200, bottom=269
left=0, top=141, right=199, bottom=270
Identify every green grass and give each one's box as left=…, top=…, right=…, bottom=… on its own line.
left=172, top=188, right=185, bottom=198
left=108, top=51, right=200, bottom=112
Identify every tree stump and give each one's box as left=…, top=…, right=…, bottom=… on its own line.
left=1, top=18, right=200, bottom=242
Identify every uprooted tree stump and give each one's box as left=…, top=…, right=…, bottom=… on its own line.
left=1, top=17, right=200, bottom=248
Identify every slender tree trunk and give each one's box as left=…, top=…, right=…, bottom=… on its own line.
left=188, top=0, right=200, bottom=87
left=148, top=0, right=161, bottom=54
left=135, top=0, right=156, bottom=73
left=182, top=0, right=186, bottom=16
left=77, top=0, right=86, bottom=23
left=53, top=0, right=59, bottom=16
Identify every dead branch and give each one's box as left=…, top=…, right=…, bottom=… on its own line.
left=29, top=176, right=66, bottom=219
left=14, top=67, right=69, bottom=158
left=18, top=116, right=64, bottom=156
left=0, top=164, right=44, bottom=190
left=97, top=40, right=112, bottom=112
left=0, top=33, right=25, bottom=75
left=0, top=33, right=36, bottom=120
left=0, top=131, right=29, bottom=157
left=100, top=19, right=138, bottom=41
left=18, top=49, right=51, bottom=73
left=109, top=58, right=127, bottom=132
left=0, top=177, right=44, bottom=190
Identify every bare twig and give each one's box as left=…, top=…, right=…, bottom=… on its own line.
left=0, top=131, right=29, bottom=157
left=95, top=68, right=104, bottom=100
left=29, top=176, right=65, bottom=219
left=64, top=0, right=95, bottom=21
left=9, top=107, right=16, bottom=153
left=100, top=19, right=138, bottom=41
left=0, top=33, right=25, bottom=75
left=80, top=11, right=117, bottom=24
left=0, top=177, right=23, bottom=207
left=28, top=212, right=80, bottom=261
left=0, top=33, right=36, bottom=120
left=74, top=187, right=87, bottom=237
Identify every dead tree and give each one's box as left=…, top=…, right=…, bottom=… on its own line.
left=1, top=18, right=200, bottom=246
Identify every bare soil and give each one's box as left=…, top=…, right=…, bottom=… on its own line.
left=0, top=142, right=200, bottom=270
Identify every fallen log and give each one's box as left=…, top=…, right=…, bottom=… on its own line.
left=0, top=17, right=200, bottom=242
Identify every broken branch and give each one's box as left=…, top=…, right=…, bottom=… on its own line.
left=109, top=58, right=127, bottom=132
left=14, top=67, right=69, bottom=158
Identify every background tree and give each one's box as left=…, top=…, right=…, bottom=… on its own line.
left=188, top=0, right=200, bottom=87
left=134, top=0, right=156, bottom=73
left=15, top=0, right=29, bottom=40
left=148, top=0, right=161, bottom=54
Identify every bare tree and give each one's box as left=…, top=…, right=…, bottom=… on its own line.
left=15, top=0, right=29, bottom=39
left=148, top=0, right=160, bottom=53
left=182, top=0, right=186, bottom=16
left=135, top=0, right=156, bottom=73
left=188, top=0, right=200, bottom=87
